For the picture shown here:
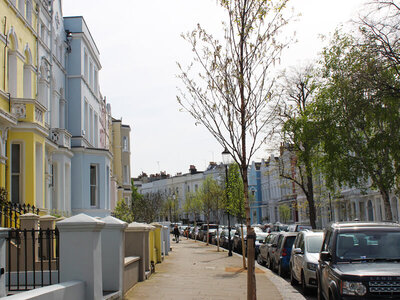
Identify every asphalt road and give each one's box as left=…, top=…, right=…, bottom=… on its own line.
left=283, top=278, right=317, bottom=300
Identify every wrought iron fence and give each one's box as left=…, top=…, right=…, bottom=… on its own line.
left=0, top=202, right=40, bottom=229
left=6, top=228, right=59, bottom=292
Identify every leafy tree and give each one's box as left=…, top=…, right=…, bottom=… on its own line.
left=183, top=191, right=202, bottom=225
left=277, top=65, right=320, bottom=229
left=200, top=176, right=224, bottom=246
left=177, top=0, right=293, bottom=296
left=114, top=199, right=134, bottom=223
left=314, top=29, right=400, bottom=221
left=278, top=204, right=291, bottom=223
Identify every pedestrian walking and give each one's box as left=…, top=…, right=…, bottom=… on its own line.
left=173, top=224, right=180, bottom=243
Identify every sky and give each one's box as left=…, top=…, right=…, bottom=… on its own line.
left=62, top=0, right=368, bottom=177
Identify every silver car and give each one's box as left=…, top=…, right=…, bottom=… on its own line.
left=289, top=230, right=323, bottom=294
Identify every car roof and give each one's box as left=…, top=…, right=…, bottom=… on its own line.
left=329, top=222, right=400, bottom=229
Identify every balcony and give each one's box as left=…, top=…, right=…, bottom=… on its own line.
left=50, top=128, right=71, bottom=148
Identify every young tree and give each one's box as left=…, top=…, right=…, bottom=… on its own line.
left=225, top=163, right=246, bottom=268
left=278, top=204, right=291, bottom=223
left=113, top=199, right=134, bottom=223
left=177, top=1, right=293, bottom=297
left=183, top=191, right=203, bottom=234
left=277, top=65, right=320, bottom=229
left=200, top=176, right=224, bottom=246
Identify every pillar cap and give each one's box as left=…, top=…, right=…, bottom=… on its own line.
left=20, top=213, right=40, bottom=220
left=101, top=216, right=128, bottom=229
left=150, top=222, right=163, bottom=228
left=40, top=215, right=57, bottom=221
left=56, top=213, right=105, bottom=232
left=0, top=227, right=10, bottom=238
left=126, top=222, right=155, bottom=232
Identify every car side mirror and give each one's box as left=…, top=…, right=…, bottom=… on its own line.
left=271, top=243, right=277, bottom=248
left=293, top=248, right=303, bottom=255
left=320, top=251, right=331, bottom=262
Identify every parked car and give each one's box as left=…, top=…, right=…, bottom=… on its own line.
left=220, top=228, right=236, bottom=249
left=257, top=232, right=279, bottom=267
left=233, top=225, right=267, bottom=255
left=287, top=223, right=312, bottom=232
left=270, top=232, right=297, bottom=276
left=290, top=230, right=323, bottom=294
left=199, top=224, right=219, bottom=243
left=317, top=222, right=400, bottom=300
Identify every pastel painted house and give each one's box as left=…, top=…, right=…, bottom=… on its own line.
left=64, top=17, right=112, bottom=217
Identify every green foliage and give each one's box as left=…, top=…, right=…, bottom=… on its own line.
left=183, top=191, right=202, bottom=223
left=313, top=28, right=400, bottom=220
left=278, top=204, right=291, bottom=223
left=161, top=195, right=180, bottom=222
left=225, top=163, right=245, bottom=220
left=114, top=199, right=134, bottom=223
left=200, top=175, right=224, bottom=219
left=0, top=188, right=7, bottom=206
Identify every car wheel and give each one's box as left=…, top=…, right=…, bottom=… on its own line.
left=257, top=254, right=264, bottom=266
left=290, top=267, right=297, bottom=286
left=317, top=274, right=324, bottom=300
left=301, top=271, right=310, bottom=295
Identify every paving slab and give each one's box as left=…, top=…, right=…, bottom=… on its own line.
left=124, top=237, right=305, bottom=300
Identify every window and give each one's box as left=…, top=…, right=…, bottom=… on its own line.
left=89, top=60, right=93, bottom=87
left=84, top=51, right=88, bottom=79
left=23, top=65, right=31, bottom=98
left=94, top=113, right=98, bottom=147
left=89, top=107, right=93, bottom=144
left=84, top=100, right=88, bottom=136
left=122, top=136, right=128, bottom=151
left=26, top=0, right=32, bottom=24
left=11, top=144, right=21, bottom=204
left=90, top=165, right=97, bottom=207
left=123, top=165, right=129, bottom=184
left=18, top=0, right=25, bottom=17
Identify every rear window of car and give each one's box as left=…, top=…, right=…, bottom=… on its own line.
left=284, top=236, right=296, bottom=248
left=306, top=235, right=323, bottom=253
left=208, top=225, right=218, bottom=229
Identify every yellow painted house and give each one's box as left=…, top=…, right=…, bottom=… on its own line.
left=0, top=0, right=47, bottom=209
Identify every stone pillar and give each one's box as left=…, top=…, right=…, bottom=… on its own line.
left=40, top=215, right=57, bottom=230
left=20, top=213, right=40, bottom=269
left=57, top=214, right=105, bottom=300
left=100, top=216, right=127, bottom=296
left=125, top=223, right=153, bottom=281
left=20, top=213, right=39, bottom=230
left=0, top=228, right=10, bottom=297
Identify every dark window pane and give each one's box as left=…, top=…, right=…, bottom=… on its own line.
left=90, top=165, right=96, bottom=185
left=11, top=144, right=20, bottom=173
left=90, top=186, right=96, bottom=206
left=11, top=174, right=19, bottom=203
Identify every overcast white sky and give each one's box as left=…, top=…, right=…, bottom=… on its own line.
left=62, top=0, right=367, bottom=177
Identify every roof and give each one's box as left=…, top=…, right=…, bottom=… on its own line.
left=330, top=222, right=400, bottom=229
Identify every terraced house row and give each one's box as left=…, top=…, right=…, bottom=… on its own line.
left=0, top=0, right=131, bottom=220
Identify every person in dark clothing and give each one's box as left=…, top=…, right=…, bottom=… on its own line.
left=173, top=224, right=180, bottom=243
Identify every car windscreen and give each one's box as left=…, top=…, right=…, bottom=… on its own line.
left=306, top=235, right=323, bottom=253
left=336, top=230, right=400, bottom=261
left=284, top=236, right=296, bottom=248
left=208, top=225, right=218, bottom=229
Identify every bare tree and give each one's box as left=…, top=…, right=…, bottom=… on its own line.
left=276, top=65, right=319, bottom=229
left=177, top=1, right=293, bottom=298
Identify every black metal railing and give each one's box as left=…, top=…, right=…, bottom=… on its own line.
left=6, top=228, right=59, bottom=292
left=0, top=202, right=40, bottom=229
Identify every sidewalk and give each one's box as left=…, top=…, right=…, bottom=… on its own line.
left=124, top=237, right=305, bottom=300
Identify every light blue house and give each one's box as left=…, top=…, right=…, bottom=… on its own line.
left=64, top=17, right=112, bottom=217
left=248, top=162, right=262, bottom=224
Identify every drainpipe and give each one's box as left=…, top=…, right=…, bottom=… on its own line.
left=36, top=3, right=39, bottom=101
left=3, top=16, right=8, bottom=93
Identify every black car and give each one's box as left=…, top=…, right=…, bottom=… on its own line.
left=317, top=222, right=400, bottom=300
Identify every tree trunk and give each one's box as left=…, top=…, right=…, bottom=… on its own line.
left=241, top=223, right=247, bottom=269
left=217, top=226, right=220, bottom=252
left=380, top=189, right=393, bottom=221
left=243, top=164, right=256, bottom=300
left=206, top=214, right=210, bottom=245
left=306, top=173, right=317, bottom=229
